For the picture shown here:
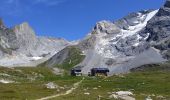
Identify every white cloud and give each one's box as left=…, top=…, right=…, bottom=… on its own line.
left=33, top=0, right=67, bottom=6
left=0, top=0, right=67, bottom=17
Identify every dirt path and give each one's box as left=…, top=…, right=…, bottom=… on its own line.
left=37, top=78, right=84, bottom=100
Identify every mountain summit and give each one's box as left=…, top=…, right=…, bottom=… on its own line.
left=0, top=21, right=69, bottom=66
left=43, top=1, right=170, bottom=75
left=0, top=1, right=169, bottom=75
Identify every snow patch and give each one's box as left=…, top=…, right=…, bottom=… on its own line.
left=31, top=57, right=43, bottom=60
left=121, top=10, right=158, bottom=39
left=133, top=43, right=140, bottom=47
left=144, top=33, right=150, bottom=40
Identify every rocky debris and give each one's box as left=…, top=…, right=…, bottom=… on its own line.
left=109, top=91, right=135, bottom=100
left=98, top=86, right=101, bottom=88
left=0, top=79, right=14, bottom=84
left=84, top=92, right=90, bottom=95
left=45, top=82, right=59, bottom=89
left=156, top=95, right=166, bottom=99
left=0, top=73, right=10, bottom=77
left=93, top=87, right=98, bottom=90
left=52, top=68, right=63, bottom=75
left=145, top=96, right=152, bottom=100
left=115, top=91, right=133, bottom=96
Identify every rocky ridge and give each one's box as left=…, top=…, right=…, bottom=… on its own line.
left=0, top=20, right=69, bottom=66
left=44, top=1, right=169, bottom=75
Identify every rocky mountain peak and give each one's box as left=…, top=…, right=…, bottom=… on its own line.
left=164, top=0, right=170, bottom=8
left=144, top=0, right=170, bottom=42
left=13, top=22, right=35, bottom=35
left=139, top=0, right=170, bottom=59
left=93, top=20, right=120, bottom=35
left=12, top=22, right=37, bottom=55
left=156, top=0, right=170, bottom=16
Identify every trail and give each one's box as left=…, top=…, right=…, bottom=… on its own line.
left=37, top=78, right=84, bottom=100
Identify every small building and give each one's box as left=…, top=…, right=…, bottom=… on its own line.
left=71, top=66, right=83, bottom=76
left=91, top=68, right=109, bottom=76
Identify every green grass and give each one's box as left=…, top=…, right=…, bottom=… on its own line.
left=0, top=67, right=82, bottom=100
left=52, top=61, right=170, bottom=100
left=0, top=61, right=170, bottom=100
left=53, top=71, right=170, bottom=100
left=38, top=46, right=85, bottom=74
left=54, top=46, right=85, bottom=71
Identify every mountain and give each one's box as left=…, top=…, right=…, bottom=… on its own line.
left=0, top=20, right=69, bottom=66
left=0, top=0, right=169, bottom=75
left=44, top=0, right=170, bottom=75
left=140, top=0, right=170, bottom=59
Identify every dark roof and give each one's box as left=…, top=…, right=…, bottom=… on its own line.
left=71, top=66, right=83, bottom=70
left=91, top=68, right=109, bottom=71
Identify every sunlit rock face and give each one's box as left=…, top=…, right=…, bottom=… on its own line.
left=0, top=20, right=70, bottom=67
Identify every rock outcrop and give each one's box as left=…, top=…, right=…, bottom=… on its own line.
left=13, top=22, right=37, bottom=55
left=0, top=19, right=18, bottom=55
left=140, top=0, right=170, bottom=59
left=0, top=20, right=69, bottom=66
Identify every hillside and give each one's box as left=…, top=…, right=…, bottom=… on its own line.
left=39, top=46, right=85, bottom=72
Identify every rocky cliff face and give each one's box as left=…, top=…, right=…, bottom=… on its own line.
left=13, top=22, right=37, bottom=55
left=0, top=21, right=69, bottom=66
left=0, top=19, right=19, bottom=55
left=138, top=0, right=170, bottom=59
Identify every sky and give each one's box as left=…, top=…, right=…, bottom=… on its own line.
left=0, top=0, right=166, bottom=41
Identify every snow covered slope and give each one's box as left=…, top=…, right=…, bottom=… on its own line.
left=77, top=10, right=166, bottom=74
left=45, top=9, right=166, bottom=75
left=94, top=10, right=158, bottom=58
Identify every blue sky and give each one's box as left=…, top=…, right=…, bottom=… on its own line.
left=0, top=0, right=165, bottom=41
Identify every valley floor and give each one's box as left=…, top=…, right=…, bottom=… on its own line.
left=0, top=62, right=170, bottom=100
